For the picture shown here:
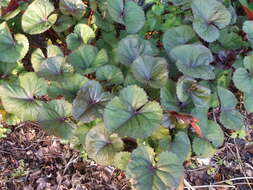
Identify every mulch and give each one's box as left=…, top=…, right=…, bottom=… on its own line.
left=0, top=124, right=132, bottom=190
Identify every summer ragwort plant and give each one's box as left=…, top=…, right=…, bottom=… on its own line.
left=0, top=0, right=252, bottom=189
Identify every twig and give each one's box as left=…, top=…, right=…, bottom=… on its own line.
left=184, top=179, right=195, bottom=190
left=184, top=184, right=236, bottom=189
left=234, top=139, right=253, bottom=190
left=214, top=177, right=253, bottom=184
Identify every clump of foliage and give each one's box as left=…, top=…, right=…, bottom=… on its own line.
left=0, top=0, right=252, bottom=189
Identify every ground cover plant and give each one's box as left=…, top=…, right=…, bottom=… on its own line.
left=0, top=0, right=252, bottom=189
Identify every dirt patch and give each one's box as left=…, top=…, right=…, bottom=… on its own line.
left=0, top=124, right=132, bottom=190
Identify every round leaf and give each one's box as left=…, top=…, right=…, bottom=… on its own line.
left=96, top=65, right=124, bottom=85
left=104, top=85, right=163, bottom=138
left=59, top=0, right=86, bottom=19
left=22, top=0, right=57, bottom=35
left=170, top=44, right=215, bottom=80
left=85, top=123, right=124, bottom=165
left=127, top=145, right=184, bottom=190
left=131, top=56, right=168, bottom=89
left=163, top=25, right=197, bottom=53
left=73, top=80, right=111, bottom=123
left=0, top=72, right=47, bottom=121
left=192, top=0, right=231, bottom=42
left=48, top=74, right=88, bottom=101
left=0, top=22, right=29, bottom=63
left=67, top=45, right=108, bottom=74
left=38, top=100, right=74, bottom=139
left=66, top=24, right=95, bottom=51
left=108, top=0, right=145, bottom=33
left=117, top=35, right=157, bottom=65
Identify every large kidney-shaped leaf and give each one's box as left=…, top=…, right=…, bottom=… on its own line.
left=217, top=86, right=244, bottom=130
left=176, top=76, right=211, bottom=107
left=104, top=85, right=163, bottom=138
left=233, top=55, right=253, bottom=93
left=127, top=145, right=184, bottom=190
left=193, top=137, right=216, bottom=157
left=73, top=80, right=111, bottom=123
left=67, top=45, right=108, bottom=74
left=48, top=74, right=88, bottom=101
left=59, top=0, right=87, bottom=19
left=85, top=124, right=123, bottom=165
left=66, top=24, right=95, bottom=51
left=131, top=56, right=168, bottom=89
left=117, top=35, right=157, bottom=65
left=31, top=45, right=64, bottom=72
left=37, top=56, right=73, bottom=81
left=163, top=25, right=197, bottom=53
left=22, top=0, right=57, bottom=35
left=0, top=22, right=29, bottom=63
left=192, top=0, right=231, bottom=42
left=0, top=72, right=47, bottom=121
left=96, top=65, right=124, bottom=85
left=38, top=100, right=74, bottom=139
left=170, top=44, right=215, bottom=80
left=108, top=0, right=145, bottom=33
left=53, top=15, right=74, bottom=33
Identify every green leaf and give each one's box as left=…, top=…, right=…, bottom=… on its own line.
left=108, top=0, right=145, bottom=33
left=93, top=12, right=114, bottom=32
left=0, top=72, right=47, bottom=121
left=117, top=35, right=157, bottom=65
left=67, top=45, right=108, bottom=74
left=131, top=56, right=169, bottom=89
left=48, top=73, right=88, bottom=101
left=0, top=0, right=10, bottom=7
left=163, top=25, right=197, bottom=53
left=66, top=24, right=95, bottom=51
left=96, top=65, right=124, bottom=85
left=244, top=92, right=253, bottom=113
left=192, top=0, right=231, bottom=42
left=233, top=55, right=253, bottom=93
left=59, top=0, right=87, bottom=19
left=0, top=62, right=18, bottom=77
left=104, top=85, right=163, bottom=138
left=217, top=86, right=244, bottom=130
left=160, top=80, right=180, bottom=112
left=127, top=145, right=184, bottom=190
left=170, top=44, right=215, bottom=80
left=170, top=131, right=191, bottom=162
left=192, top=137, right=216, bottom=157
left=53, top=15, right=75, bottom=32
left=0, top=22, right=29, bottom=63
left=22, top=0, right=57, bottom=35
left=114, top=152, right=131, bottom=170
left=73, top=80, right=111, bottom=123
left=85, top=123, right=124, bottom=165
left=38, top=100, right=74, bottom=139
left=243, top=21, right=253, bottom=44
left=37, top=56, right=74, bottom=81
left=192, top=108, right=224, bottom=147
left=176, top=76, right=211, bottom=107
